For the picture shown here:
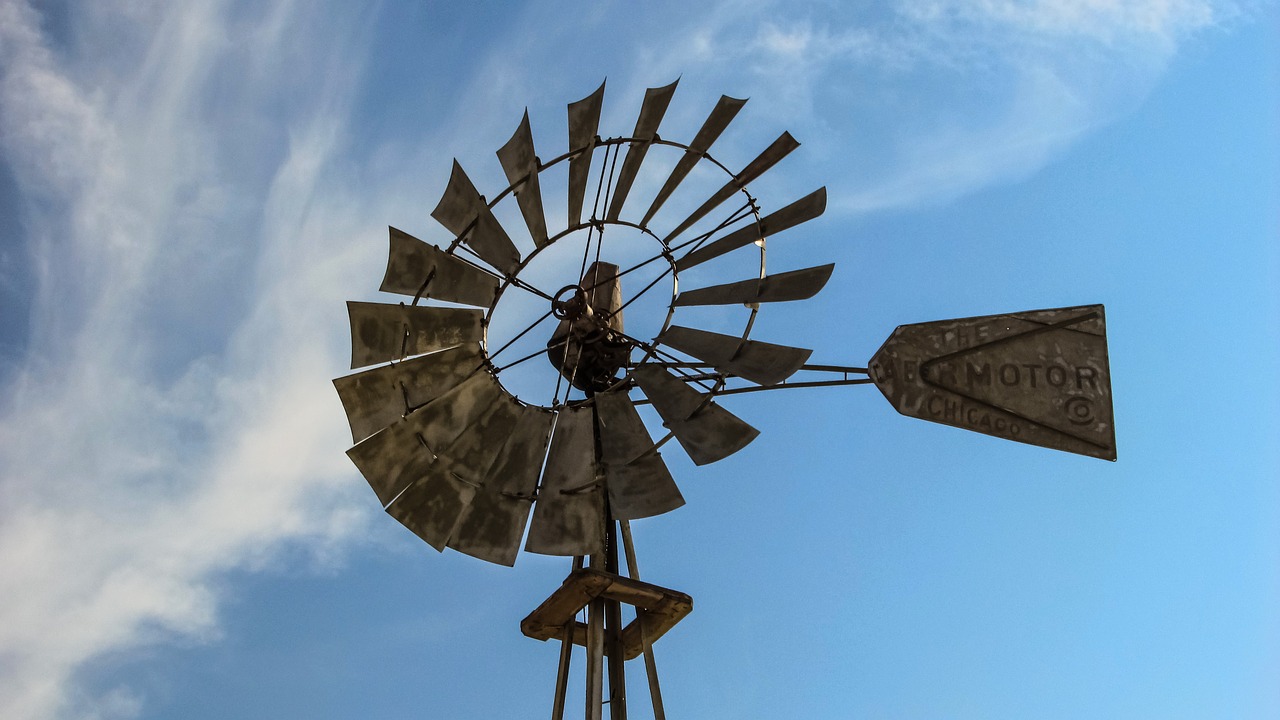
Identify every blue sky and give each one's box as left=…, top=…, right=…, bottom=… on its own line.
left=0, top=1, right=1277, bottom=718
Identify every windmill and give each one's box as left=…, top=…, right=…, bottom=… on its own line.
left=334, top=80, right=1116, bottom=720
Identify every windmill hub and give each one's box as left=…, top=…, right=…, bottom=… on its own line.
left=547, top=261, right=633, bottom=394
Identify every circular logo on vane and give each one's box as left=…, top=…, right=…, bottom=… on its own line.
left=1064, top=396, right=1095, bottom=425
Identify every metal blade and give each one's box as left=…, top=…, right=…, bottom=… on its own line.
left=430, top=160, right=521, bottom=275
left=630, top=365, right=759, bottom=465
left=344, top=371, right=500, bottom=507
left=641, top=95, right=747, bottom=226
left=673, top=264, right=834, bottom=307
left=448, top=405, right=555, bottom=565
left=658, top=326, right=811, bottom=386
left=662, top=132, right=800, bottom=243
left=381, top=227, right=499, bottom=307
left=385, top=465, right=477, bottom=552
left=347, top=302, right=483, bottom=369
left=675, top=187, right=826, bottom=271
left=606, top=79, right=678, bottom=222
left=567, top=81, right=605, bottom=228
left=496, top=111, right=550, bottom=248
left=333, top=343, right=482, bottom=443
left=382, top=373, right=511, bottom=551
left=346, top=414, right=434, bottom=508
left=594, top=388, right=684, bottom=520
left=525, top=406, right=605, bottom=557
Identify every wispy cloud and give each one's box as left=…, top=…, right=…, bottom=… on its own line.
left=0, top=1, right=377, bottom=717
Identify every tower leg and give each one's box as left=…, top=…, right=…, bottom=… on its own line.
left=605, top=521, right=627, bottom=719
left=620, top=520, right=665, bottom=720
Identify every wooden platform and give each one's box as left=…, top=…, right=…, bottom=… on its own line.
left=521, top=567, right=693, bottom=661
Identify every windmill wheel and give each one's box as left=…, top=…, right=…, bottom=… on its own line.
left=335, top=80, right=832, bottom=566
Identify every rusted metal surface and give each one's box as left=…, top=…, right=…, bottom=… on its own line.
left=430, top=160, right=521, bottom=275
left=630, top=365, right=759, bottom=465
left=333, top=343, right=482, bottom=443
left=380, top=227, right=499, bottom=306
left=673, top=263, right=834, bottom=307
left=869, top=305, right=1116, bottom=460
left=447, top=404, right=554, bottom=566
left=675, top=186, right=827, bottom=271
left=567, top=82, right=605, bottom=227
left=657, top=326, right=811, bottom=386
left=526, top=406, right=606, bottom=556
left=346, top=301, right=482, bottom=369
left=521, top=567, right=693, bottom=662
left=641, top=95, right=746, bottom=227
left=496, top=111, right=550, bottom=248
left=606, top=80, right=678, bottom=221
left=663, top=131, right=800, bottom=243
left=594, top=388, right=684, bottom=520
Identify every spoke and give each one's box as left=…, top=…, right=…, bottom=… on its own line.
left=579, top=199, right=756, bottom=301
left=497, top=335, right=569, bottom=375
left=487, top=307, right=558, bottom=365
left=612, top=328, right=718, bottom=392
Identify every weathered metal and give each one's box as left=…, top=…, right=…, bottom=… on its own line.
left=546, top=262, right=633, bottom=393
left=662, top=131, right=801, bottom=243
left=657, top=326, right=811, bottom=386
left=567, top=82, right=605, bottom=228
left=430, top=160, right=522, bottom=275
left=346, top=301, right=482, bottom=369
left=641, top=94, right=746, bottom=227
left=594, top=388, right=684, bottom=520
left=496, top=111, right=550, bottom=248
left=380, top=227, right=499, bottom=306
left=630, top=365, right=759, bottom=465
left=525, top=406, right=606, bottom=556
left=607, top=80, right=678, bottom=221
left=333, top=343, right=482, bottom=443
left=869, top=305, right=1116, bottom=460
left=446, top=403, right=554, bottom=565
left=675, top=187, right=826, bottom=270
left=673, top=263, right=834, bottom=307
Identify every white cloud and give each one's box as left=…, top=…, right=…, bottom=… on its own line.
left=0, top=1, right=377, bottom=717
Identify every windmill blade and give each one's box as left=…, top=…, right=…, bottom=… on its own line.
left=496, top=111, right=550, bottom=248
left=430, top=160, right=521, bottom=275
left=526, top=405, right=605, bottom=557
left=333, top=343, right=483, bottom=444
left=594, top=388, right=684, bottom=520
left=387, top=391, right=526, bottom=552
left=346, top=414, right=434, bottom=508
left=673, top=264, right=834, bottom=307
left=658, top=326, right=811, bottom=386
left=675, top=187, right=826, bottom=271
left=606, top=79, right=678, bottom=222
left=381, top=227, right=500, bottom=307
left=630, top=365, right=759, bottom=465
left=567, top=81, right=605, bottom=227
left=346, top=372, right=502, bottom=507
left=385, top=466, right=478, bottom=552
left=449, top=405, right=555, bottom=566
left=641, top=95, right=747, bottom=226
left=662, top=132, right=800, bottom=243
left=347, top=302, right=483, bottom=369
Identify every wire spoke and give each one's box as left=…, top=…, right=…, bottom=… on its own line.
left=487, top=307, right=558, bottom=365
